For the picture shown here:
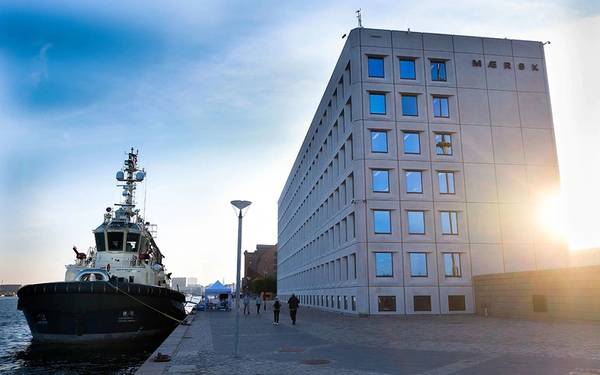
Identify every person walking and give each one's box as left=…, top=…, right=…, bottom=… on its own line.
left=287, top=294, right=300, bottom=325
left=272, top=297, right=281, bottom=325
left=243, top=294, right=250, bottom=315
left=255, top=295, right=262, bottom=314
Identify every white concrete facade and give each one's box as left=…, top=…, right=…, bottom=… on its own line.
left=277, top=28, right=565, bottom=315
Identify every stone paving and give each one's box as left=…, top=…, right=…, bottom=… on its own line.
left=137, top=303, right=600, bottom=374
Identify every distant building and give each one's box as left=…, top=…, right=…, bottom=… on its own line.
left=187, top=277, right=198, bottom=286
left=0, top=284, right=21, bottom=296
left=171, top=277, right=186, bottom=291
left=243, top=244, right=277, bottom=291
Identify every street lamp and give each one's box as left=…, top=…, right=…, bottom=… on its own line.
left=231, top=199, right=251, bottom=358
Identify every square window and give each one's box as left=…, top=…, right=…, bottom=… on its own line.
left=438, top=172, right=455, bottom=194
left=440, top=211, right=459, bottom=235
left=401, top=94, right=418, bottom=116
left=372, top=170, right=390, bottom=193
left=433, top=96, right=449, bottom=118
left=378, top=296, right=396, bottom=312
left=375, top=252, right=393, bottom=277
left=403, top=132, right=421, bottom=154
left=370, top=93, right=386, bottom=115
left=431, top=60, right=447, bottom=81
left=371, top=130, right=388, bottom=153
left=405, top=170, right=423, bottom=193
left=435, top=133, right=453, bottom=155
left=444, top=253, right=462, bottom=277
left=407, top=210, right=425, bottom=234
left=399, top=58, right=416, bottom=79
left=409, top=252, right=428, bottom=277
left=373, top=210, right=391, bottom=234
left=414, top=296, right=432, bottom=312
left=368, top=57, right=385, bottom=78
left=448, top=295, right=466, bottom=311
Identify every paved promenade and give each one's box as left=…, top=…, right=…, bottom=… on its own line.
left=137, top=304, right=600, bottom=374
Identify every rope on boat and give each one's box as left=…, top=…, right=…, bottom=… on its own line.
left=106, top=282, right=186, bottom=325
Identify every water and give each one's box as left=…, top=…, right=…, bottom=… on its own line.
left=0, top=297, right=166, bottom=374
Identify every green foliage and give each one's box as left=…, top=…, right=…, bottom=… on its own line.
left=250, top=276, right=276, bottom=294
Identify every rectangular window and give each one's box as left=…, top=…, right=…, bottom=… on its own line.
left=368, top=56, right=385, bottom=78
left=401, top=94, right=418, bottom=116
left=431, top=60, right=447, bottom=81
left=370, top=130, right=388, bottom=153
left=440, top=211, right=459, bottom=235
left=433, top=96, right=449, bottom=118
left=373, top=210, right=391, bottom=234
left=403, top=132, right=421, bottom=154
left=369, top=93, right=386, bottom=115
left=410, top=252, right=428, bottom=277
left=372, top=169, right=390, bottom=193
left=438, top=172, right=455, bottom=194
left=378, top=296, right=396, bottom=312
left=344, top=296, right=348, bottom=310
left=448, top=295, right=466, bottom=311
left=435, top=133, right=453, bottom=155
left=399, top=58, right=416, bottom=79
left=375, top=252, right=393, bottom=277
left=407, top=210, right=425, bottom=234
left=405, top=170, right=423, bottom=193
left=337, top=296, right=341, bottom=309
left=413, top=295, right=432, bottom=312
left=444, top=253, right=462, bottom=277
left=351, top=296, right=356, bottom=311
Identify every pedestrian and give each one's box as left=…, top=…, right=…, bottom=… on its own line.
left=287, top=293, right=299, bottom=325
left=263, top=294, right=267, bottom=311
left=272, top=297, right=281, bottom=325
left=255, top=295, right=262, bottom=314
left=243, top=294, right=250, bottom=315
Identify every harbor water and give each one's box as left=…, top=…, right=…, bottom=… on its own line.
left=0, top=296, right=166, bottom=374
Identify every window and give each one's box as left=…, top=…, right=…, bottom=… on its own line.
left=448, top=295, right=466, bottom=311
left=373, top=210, right=391, bottom=234
left=432, top=96, right=449, bottom=118
left=440, top=211, right=459, bottom=235
left=399, top=58, right=416, bottom=79
left=414, top=296, right=432, bottom=312
left=438, top=172, right=455, bottom=194
left=337, top=296, right=341, bottom=309
left=95, top=232, right=106, bottom=252
left=372, top=170, right=390, bottom=193
left=375, top=252, right=393, bottom=277
left=107, top=232, right=124, bottom=251
left=403, top=132, right=421, bottom=154
left=435, top=133, right=453, bottom=155
left=344, top=296, right=348, bottom=310
left=431, top=60, right=447, bottom=81
left=407, top=211, right=425, bottom=234
left=409, top=252, right=428, bottom=277
left=405, top=170, right=423, bottom=193
left=401, top=94, right=418, bottom=116
left=444, top=253, right=462, bottom=277
left=371, top=130, right=388, bottom=153
left=378, top=296, right=396, bottom=312
left=368, top=56, right=385, bottom=78
left=351, top=296, right=356, bottom=311
left=369, top=93, right=386, bottom=115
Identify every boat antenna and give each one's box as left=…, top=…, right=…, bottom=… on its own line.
left=143, top=171, right=148, bottom=220
left=356, top=9, right=363, bottom=28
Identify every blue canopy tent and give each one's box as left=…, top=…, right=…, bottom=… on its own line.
left=204, top=281, right=232, bottom=311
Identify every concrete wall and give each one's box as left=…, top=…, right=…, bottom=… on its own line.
left=474, top=266, right=600, bottom=321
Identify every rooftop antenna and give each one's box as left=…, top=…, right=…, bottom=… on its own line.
left=356, top=9, right=362, bottom=28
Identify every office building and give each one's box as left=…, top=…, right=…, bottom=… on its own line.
left=277, top=27, right=565, bottom=315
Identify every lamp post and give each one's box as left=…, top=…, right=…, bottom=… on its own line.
left=231, top=200, right=251, bottom=358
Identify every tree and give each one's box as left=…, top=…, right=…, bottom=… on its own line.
left=250, top=276, right=276, bottom=295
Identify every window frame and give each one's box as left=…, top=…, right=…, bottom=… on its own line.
left=432, top=96, right=450, bottom=118
left=371, top=169, right=390, bottom=193
left=407, top=210, right=426, bottom=235
left=401, top=94, right=419, bottom=116
left=377, top=295, right=397, bottom=312
left=374, top=252, right=394, bottom=278
left=443, top=252, right=462, bottom=278
left=370, top=130, right=388, bottom=153
left=435, top=133, right=453, bottom=155
left=369, top=92, right=387, bottom=115
left=430, top=59, right=447, bottom=82
left=440, top=211, right=459, bottom=235
left=368, top=56, right=385, bottom=78
left=438, top=171, right=456, bottom=195
left=409, top=252, right=428, bottom=277
left=399, top=58, right=416, bottom=80
left=405, top=170, right=423, bottom=194
left=403, top=131, right=421, bottom=154
left=373, top=209, right=392, bottom=234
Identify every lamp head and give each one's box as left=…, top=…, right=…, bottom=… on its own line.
left=231, top=200, right=252, bottom=210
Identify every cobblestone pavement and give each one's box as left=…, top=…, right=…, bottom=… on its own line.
left=137, top=304, right=600, bottom=374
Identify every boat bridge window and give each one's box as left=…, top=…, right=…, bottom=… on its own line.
left=107, top=232, right=124, bottom=251
left=95, top=232, right=106, bottom=252
left=126, top=233, right=140, bottom=252
left=80, top=273, right=106, bottom=281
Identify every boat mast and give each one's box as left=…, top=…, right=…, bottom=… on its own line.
left=115, top=148, right=145, bottom=223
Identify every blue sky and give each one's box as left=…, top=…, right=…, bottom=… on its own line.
left=1, top=0, right=599, bottom=284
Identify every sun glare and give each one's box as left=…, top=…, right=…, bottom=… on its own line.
left=535, top=191, right=567, bottom=243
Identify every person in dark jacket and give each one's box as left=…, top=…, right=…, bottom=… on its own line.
left=272, top=297, right=281, bottom=325
left=287, top=294, right=300, bottom=325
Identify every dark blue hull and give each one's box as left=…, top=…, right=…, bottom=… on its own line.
left=17, top=281, right=186, bottom=343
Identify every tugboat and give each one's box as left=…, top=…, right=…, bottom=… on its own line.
left=17, top=149, right=186, bottom=343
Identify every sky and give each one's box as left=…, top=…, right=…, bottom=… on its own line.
left=1, top=0, right=599, bottom=285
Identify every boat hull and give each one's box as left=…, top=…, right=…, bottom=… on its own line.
left=17, top=281, right=186, bottom=344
